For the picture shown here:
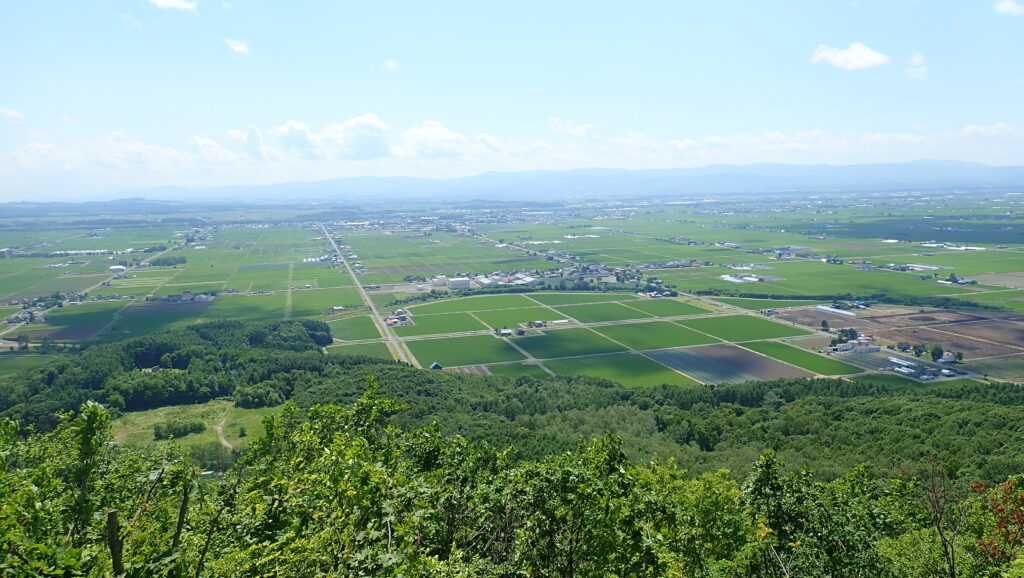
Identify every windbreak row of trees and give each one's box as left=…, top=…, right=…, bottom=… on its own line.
left=3, top=395, right=1024, bottom=576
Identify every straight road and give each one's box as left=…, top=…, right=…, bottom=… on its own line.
left=319, top=224, right=415, bottom=366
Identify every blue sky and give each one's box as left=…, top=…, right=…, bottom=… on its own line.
left=2, top=0, right=1023, bottom=199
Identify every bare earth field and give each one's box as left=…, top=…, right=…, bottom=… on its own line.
left=973, top=272, right=1024, bottom=289
left=646, top=344, right=813, bottom=384
left=873, top=326, right=1022, bottom=358
left=777, top=307, right=877, bottom=330
left=861, top=310, right=988, bottom=328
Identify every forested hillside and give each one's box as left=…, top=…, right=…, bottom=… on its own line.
left=2, top=321, right=1024, bottom=480
left=4, top=394, right=1024, bottom=576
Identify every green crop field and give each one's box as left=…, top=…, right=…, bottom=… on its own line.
left=594, top=321, right=720, bottom=350
left=545, top=353, right=699, bottom=387
left=741, top=341, right=862, bottom=375
left=328, top=342, right=394, bottom=360
left=409, top=294, right=538, bottom=314
left=289, top=288, right=363, bottom=318
left=680, top=315, right=810, bottom=342
left=487, top=363, right=551, bottom=379
left=327, top=315, right=381, bottom=341
left=203, top=293, right=286, bottom=323
left=394, top=312, right=486, bottom=336
left=553, top=302, right=653, bottom=323
left=622, top=299, right=711, bottom=317
left=407, top=335, right=525, bottom=367
left=527, top=292, right=638, bottom=306
left=515, top=328, right=626, bottom=359
left=473, top=307, right=556, bottom=330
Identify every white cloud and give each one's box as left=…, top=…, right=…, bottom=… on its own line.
left=994, top=0, right=1024, bottom=15
left=269, top=121, right=325, bottom=159
left=148, top=0, right=197, bottom=12
left=224, top=39, right=250, bottom=55
left=395, top=121, right=471, bottom=158
left=187, top=135, right=238, bottom=164
left=0, top=109, right=25, bottom=120
left=58, top=115, right=74, bottom=124
left=318, top=114, right=391, bottom=160
left=549, top=117, right=597, bottom=138
left=906, top=53, right=928, bottom=80
left=121, top=13, right=143, bottom=30
left=811, top=42, right=889, bottom=70
left=956, top=123, right=1015, bottom=138
left=383, top=59, right=401, bottom=71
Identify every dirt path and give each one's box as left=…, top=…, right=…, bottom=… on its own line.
left=212, top=417, right=235, bottom=450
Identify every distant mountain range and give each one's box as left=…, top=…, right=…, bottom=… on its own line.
left=125, top=160, right=1024, bottom=203
left=6, top=161, right=1024, bottom=214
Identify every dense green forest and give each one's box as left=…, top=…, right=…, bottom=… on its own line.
left=4, top=394, right=1024, bottom=576
left=3, top=320, right=1024, bottom=480
left=3, top=321, right=1024, bottom=574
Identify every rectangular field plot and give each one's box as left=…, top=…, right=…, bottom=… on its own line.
left=101, top=302, right=209, bottom=341
left=713, top=297, right=828, bottom=311
left=515, top=328, right=627, bottom=359
left=622, top=299, right=711, bottom=317
left=473, top=307, right=556, bottom=330
left=203, top=293, right=286, bottom=323
left=395, top=312, right=486, bottom=336
left=679, top=315, right=809, bottom=342
left=487, top=363, right=551, bottom=379
left=327, top=316, right=380, bottom=341
left=35, top=301, right=127, bottom=340
left=409, top=294, right=537, bottom=314
left=594, top=321, right=719, bottom=350
left=740, top=341, right=862, bottom=375
left=328, top=342, right=394, bottom=360
left=289, top=288, right=363, bottom=318
left=647, top=344, right=813, bottom=384
left=527, top=292, right=638, bottom=306
left=0, top=355, right=56, bottom=378
left=8, top=274, right=111, bottom=300
left=546, top=353, right=699, bottom=387
left=407, top=335, right=525, bottom=367
left=553, top=302, right=653, bottom=323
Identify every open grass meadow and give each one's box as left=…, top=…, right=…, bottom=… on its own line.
left=407, top=335, right=525, bottom=367
left=0, top=354, right=56, bottom=378
left=679, top=315, right=810, bottom=342
left=544, top=353, right=699, bottom=387
left=111, top=398, right=280, bottom=451
left=740, top=340, right=863, bottom=375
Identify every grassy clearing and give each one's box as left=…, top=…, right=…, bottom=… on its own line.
left=409, top=294, right=537, bottom=314
left=553, top=302, right=653, bottom=323
left=527, top=292, right=638, bottom=306
left=407, top=335, right=525, bottom=367
left=680, top=315, right=809, bottom=342
left=111, top=399, right=280, bottom=450
left=741, top=341, right=862, bottom=375
left=545, top=353, right=699, bottom=387
left=395, top=312, right=486, bottom=336
left=0, top=354, right=55, bottom=378
left=623, top=299, right=711, bottom=317
left=594, top=322, right=719, bottom=350
left=515, top=328, right=626, bottom=359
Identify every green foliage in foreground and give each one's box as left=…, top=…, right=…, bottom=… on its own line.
left=4, top=396, right=1024, bottom=576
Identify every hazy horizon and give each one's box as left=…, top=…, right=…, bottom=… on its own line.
left=3, top=1, right=1023, bottom=200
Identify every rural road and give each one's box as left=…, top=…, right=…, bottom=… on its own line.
left=318, top=223, right=416, bottom=366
